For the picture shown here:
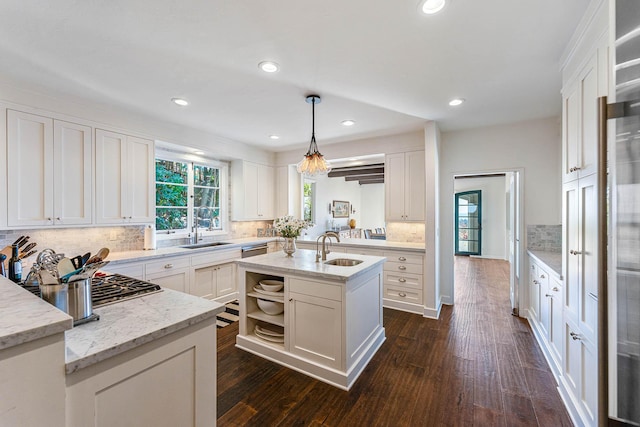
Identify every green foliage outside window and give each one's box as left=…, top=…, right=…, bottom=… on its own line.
left=303, top=182, right=313, bottom=222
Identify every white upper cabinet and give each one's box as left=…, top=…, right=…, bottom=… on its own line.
left=385, top=150, right=425, bottom=222
left=7, top=110, right=91, bottom=227
left=231, top=160, right=275, bottom=221
left=95, top=129, right=154, bottom=224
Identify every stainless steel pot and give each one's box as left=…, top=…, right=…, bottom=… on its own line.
left=67, top=278, right=93, bottom=321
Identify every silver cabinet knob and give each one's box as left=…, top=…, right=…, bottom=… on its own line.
left=398, top=292, right=407, bottom=298
left=164, top=264, right=173, bottom=269
left=540, top=274, right=545, bottom=279
left=398, top=256, right=406, bottom=261
left=398, top=265, right=406, bottom=271
left=398, top=278, right=406, bottom=283
left=552, top=287, right=559, bottom=292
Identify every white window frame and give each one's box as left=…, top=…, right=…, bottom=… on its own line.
left=155, top=151, right=229, bottom=240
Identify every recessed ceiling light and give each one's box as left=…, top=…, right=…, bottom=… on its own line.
left=194, top=150, right=204, bottom=155
left=171, top=98, right=189, bottom=106
left=269, top=135, right=280, bottom=140
left=420, top=0, right=446, bottom=14
left=259, top=61, right=279, bottom=73
left=449, top=98, right=465, bottom=106
left=341, top=120, right=356, bottom=126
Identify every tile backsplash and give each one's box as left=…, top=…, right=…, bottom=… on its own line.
left=386, top=222, right=425, bottom=243
left=527, top=224, right=562, bottom=252
left=0, top=220, right=273, bottom=264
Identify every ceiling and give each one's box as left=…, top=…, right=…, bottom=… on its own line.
left=0, top=0, right=588, bottom=152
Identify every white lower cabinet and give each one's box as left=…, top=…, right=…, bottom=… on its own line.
left=192, top=263, right=235, bottom=299
left=289, top=286, right=342, bottom=369
left=66, top=319, right=217, bottom=427
left=145, top=256, right=191, bottom=293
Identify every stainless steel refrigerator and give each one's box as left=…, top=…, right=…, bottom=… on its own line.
left=600, top=1, right=640, bottom=425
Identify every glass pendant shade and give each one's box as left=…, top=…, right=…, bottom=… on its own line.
left=297, top=95, right=331, bottom=177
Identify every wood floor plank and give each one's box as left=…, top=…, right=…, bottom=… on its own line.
left=216, top=256, right=572, bottom=426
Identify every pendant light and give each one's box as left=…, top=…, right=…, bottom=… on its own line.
left=297, top=95, right=331, bottom=177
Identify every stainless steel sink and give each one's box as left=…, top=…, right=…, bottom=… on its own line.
left=324, top=258, right=363, bottom=267
left=180, top=242, right=232, bottom=249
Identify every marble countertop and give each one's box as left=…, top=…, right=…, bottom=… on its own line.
left=236, top=249, right=386, bottom=282
left=0, top=276, right=73, bottom=351
left=106, top=236, right=425, bottom=266
left=527, top=250, right=562, bottom=280
left=296, top=236, right=425, bottom=253
left=65, top=289, right=224, bottom=374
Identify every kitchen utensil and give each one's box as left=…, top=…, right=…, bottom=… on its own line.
left=12, top=235, right=25, bottom=246
left=71, top=255, right=83, bottom=270
left=17, top=236, right=30, bottom=248
left=19, top=250, right=37, bottom=260
left=38, top=269, right=59, bottom=285
left=20, top=242, right=36, bottom=254
left=57, top=257, right=75, bottom=277
left=81, top=252, right=91, bottom=267
left=84, top=255, right=101, bottom=265
left=95, top=247, right=110, bottom=261
left=67, top=277, right=93, bottom=321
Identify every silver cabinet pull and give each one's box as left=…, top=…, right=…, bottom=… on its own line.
left=398, top=278, right=407, bottom=283
left=533, top=280, right=539, bottom=285
left=164, top=264, right=173, bottom=269
left=398, top=292, right=407, bottom=298
left=552, top=287, right=559, bottom=292
left=569, top=250, right=581, bottom=255
left=398, top=256, right=406, bottom=261
left=289, top=298, right=293, bottom=302
left=569, top=331, right=581, bottom=341
left=56, top=217, right=61, bottom=221
left=588, top=292, right=598, bottom=301
left=540, top=274, right=545, bottom=279
left=398, top=265, right=406, bottom=270
left=545, top=294, right=553, bottom=298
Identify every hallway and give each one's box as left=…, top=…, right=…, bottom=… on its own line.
left=216, top=257, right=572, bottom=426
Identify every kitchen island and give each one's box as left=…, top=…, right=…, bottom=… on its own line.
left=235, top=249, right=386, bottom=390
left=0, top=275, right=224, bottom=427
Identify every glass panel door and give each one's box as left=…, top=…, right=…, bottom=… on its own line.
left=455, top=190, right=482, bottom=255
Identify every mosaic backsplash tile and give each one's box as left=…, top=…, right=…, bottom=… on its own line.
left=386, top=222, right=425, bottom=243
left=527, top=224, right=562, bottom=252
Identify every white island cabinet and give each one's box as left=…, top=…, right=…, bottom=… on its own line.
left=235, top=250, right=386, bottom=390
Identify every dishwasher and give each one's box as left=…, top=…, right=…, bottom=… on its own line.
left=241, top=243, right=268, bottom=258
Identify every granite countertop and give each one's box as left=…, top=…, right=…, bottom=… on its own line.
left=527, top=250, right=562, bottom=280
left=296, top=237, right=425, bottom=253
left=236, top=249, right=386, bottom=282
left=0, top=276, right=73, bottom=351
left=65, top=289, right=224, bottom=374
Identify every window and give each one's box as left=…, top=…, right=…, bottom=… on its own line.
left=303, top=180, right=315, bottom=223
left=155, top=156, right=228, bottom=235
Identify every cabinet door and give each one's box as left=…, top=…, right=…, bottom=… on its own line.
left=7, top=110, right=54, bottom=226
left=529, top=263, right=540, bottom=322
left=289, top=291, right=342, bottom=369
left=257, top=164, right=274, bottom=219
left=95, top=129, right=127, bottom=224
left=53, top=120, right=92, bottom=225
left=563, top=180, right=580, bottom=323
left=147, top=269, right=189, bottom=293
left=549, top=279, right=563, bottom=366
left=538, top=269, right=550, bottom=338
left=385, top=153, right=406, bottom=221
left=127, top=136, right=154, bottom=223
left=579, top=174, right=598, bottom=344
left=275, top=166, right=289, bottom=217
left=562, top=82, right=580, bottom=183
left=578, top=54, right=598, bottom=179
left=404, top=150, right=425, bottom=221
left=192, top=266, right=216, bottom=299
left=563, top=317, right=582, bottom=405
left=243, top=162, right=259, bottom=219
left=216, top=263, right=235, bottom=297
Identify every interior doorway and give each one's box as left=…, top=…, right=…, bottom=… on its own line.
left=452, top=170, right=522, bottom=316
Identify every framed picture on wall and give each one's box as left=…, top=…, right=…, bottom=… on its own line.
left=333, top=200, right=350, bottom=218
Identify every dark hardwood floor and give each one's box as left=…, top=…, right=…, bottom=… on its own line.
left=217, top=256, right=573, bottom=426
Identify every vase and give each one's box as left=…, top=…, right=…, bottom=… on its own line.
left=282, top=237, right=296, bottom=257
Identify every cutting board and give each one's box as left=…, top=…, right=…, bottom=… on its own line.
left=0, top=246, right=12, bottom=261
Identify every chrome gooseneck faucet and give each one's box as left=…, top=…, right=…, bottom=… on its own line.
left=191, top=206, right=214, bottom=244
left=316, top=231, right=340, bottom=262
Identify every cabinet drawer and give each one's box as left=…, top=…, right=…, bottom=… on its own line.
left=289, top=277, right=342, bottom=301
left=191, top=248, right=241, bottom=267
left=384, top=285, right=423, bottom=304
left=346, top=248, right=384, bottom=257
left=384, top=261, right=422, bottom=275
left=145, top=256, right=191, bottom=275
left=383, top=271, right=422, bottom=290
left=383, top=251, right=423, bottom=265
left=101, top=262, right=144, bottom=280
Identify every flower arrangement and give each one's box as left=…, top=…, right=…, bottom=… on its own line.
left=273, top=216, right=313, bottom=238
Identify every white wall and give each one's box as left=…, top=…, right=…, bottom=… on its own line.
left=439, top=116, right=562, bottom=304
left=359, top=183, right=385, bottom=231
left=453, top=175, right=507, bottom=260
